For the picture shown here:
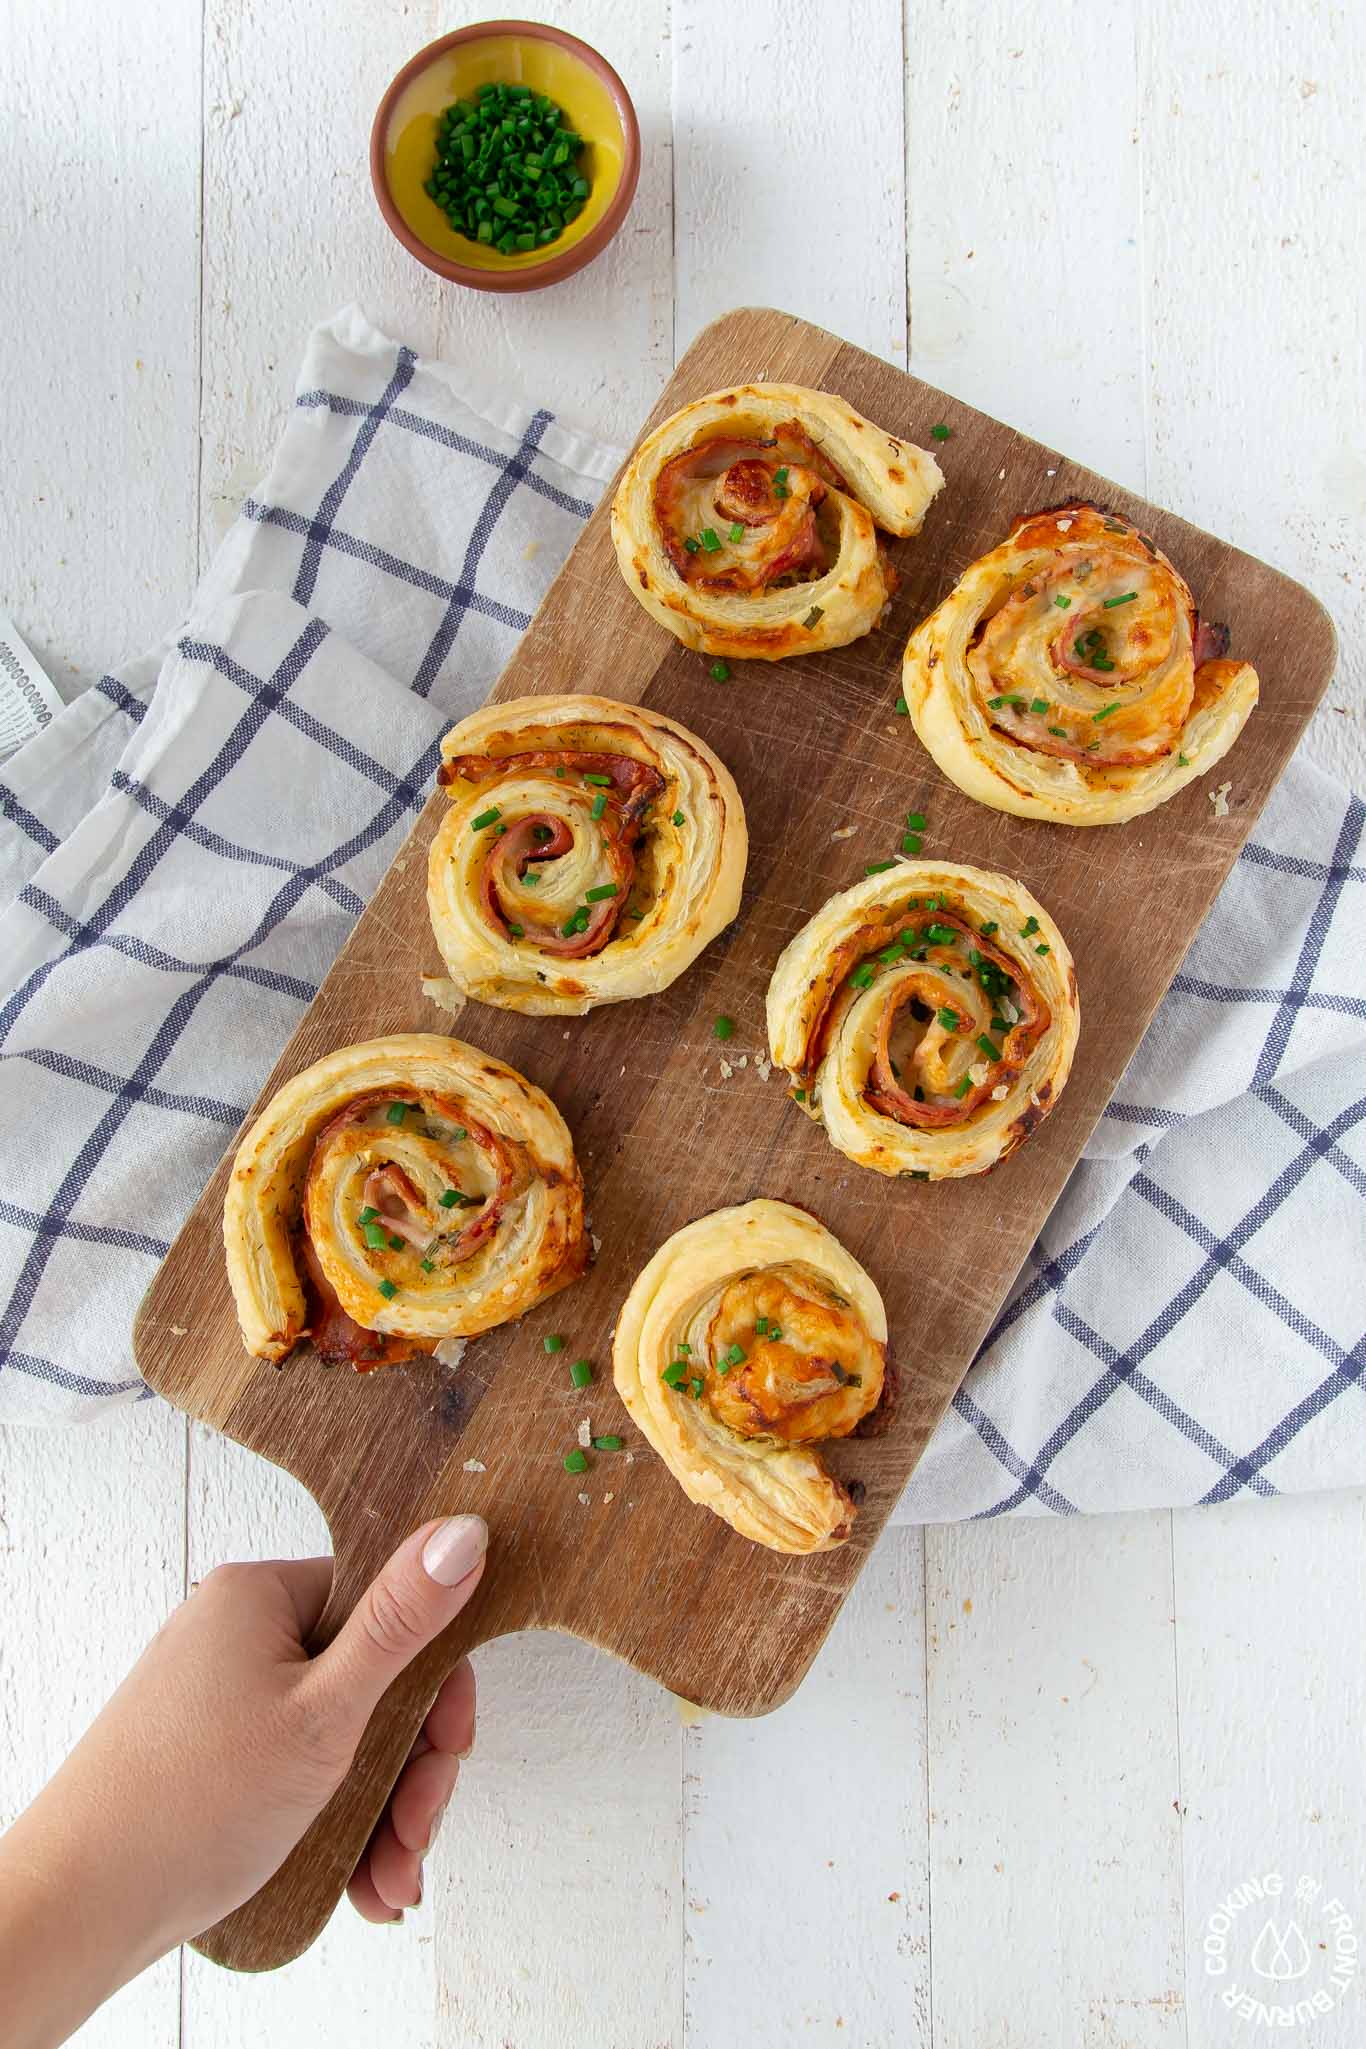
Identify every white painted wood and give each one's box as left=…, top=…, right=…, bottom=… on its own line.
left=684, top=1527, right=931, bottom=2048
left=1139, top=0, right=1366, bottom=783
left=180, top=1424, right=438, bottom=2044
left=3, top=1, right=1366, bottom=2045
left=0, top=0, right=202, bottom=695
left=674, top=0, right=909, bottom=368
left=1175, top=1491, right=1366, bottom=2049
left=927, top=1514, right=1186, bottom=2045
left=905, top=0, right=1147, bottom=488
left=0, top=1404, right=187, bottom=2047
left=431, top=1628, right=682, bottom=2049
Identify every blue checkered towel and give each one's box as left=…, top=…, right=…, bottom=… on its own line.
left=0, top=309, right=1361, bottom=1523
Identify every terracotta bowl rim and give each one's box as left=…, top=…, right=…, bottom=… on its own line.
left=369, top=19, right=641, bottom=294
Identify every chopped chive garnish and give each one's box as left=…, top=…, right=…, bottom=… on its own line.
left=903, top=834, right=922, bottom=854
left=583, top=772, right=613, bottom=786
left=362, top=1221, right=389, bottom=1248
left=768, top=1327, right=782, bottom=1342
left=700, top=527, right=722, bottom=553
left=678, top=1341, right=691, bottom=1354
left=803, top=605, right=824, bottom=628
left=507, top=922, right=524, bottom=938
left=1021, top=915, right=1040, bottom=937
left=713, top=1015, right=736, bottom=1041
left=563, top=1449, right=588, bottom=1473
left=894, top=694, right=910, bottom=716
left=523, top=871, right=541, bottom=885
left=358, top=1206, right=378, bottom=1224
left=850, top=963, right=876, bottom=989
left=954, top=1074, right=973, bottom=1099
left=377, top=1278, right=398, bottom=1300
left=710, top=660, right=730, bottom=682
left=684, top=536, right=700, bottom=554
left=1103, top=518, right=1128, bottom=533
left=865, top=859, right=895, bottom=874
left=879, top=942, right=906, bottom=964
left=724, top=1343, right=746, bottom=1366
left=592, top=1435, right=623, bottom=1452
left=1092, top=703, right=1122, bottom=722
left=1054, top=594, right=1072, bottom=609
left=590, top=793, right=607, bottom=820
left=1178, top=752, right=1190, bottom=766
left=662, top=1361, right=688, bottom=1388
left=388, top=1235, right=404, bottom=1252
left=924, top=923, right=958, bottom=945
left=793, top=1088, right=806, bottom=1102
left=421, top=1258, right=436, bottom=1273
left=980, top=920, right=998, bottom=936
left=585, top=883, right=618, bottom=901
left=1048, top=725, right=1069, bottom=738
left=438, top=1189, right=459, bottom=1209
left=976, top=1034, right=1001, bottom=1060
left=385, top=1102, right=408, bottom=1125
left=1103, top=591, right=1138, bottom=608
left=570, top=1358, right=593, bottom=1389
left=1036, top=942, right=1050, bottom=954
left=937, top=1007, right=960, bottom=1030
left=672, top=808, right=685, bottom=826
left=773, top=466, right=790, bottom=498
left=728, top=522, right=745, bottom=543
left=543, top=1333, right=564, bottom=1353
left=1030, top=698, right=1049, bottom=714
left=451, top=1127, right=467, bottom=1142
left=471, top=806, right=501, bottom=831
left=987, top=693, right=1029, bottom=710
left=755, top=1317, right=770, bottom=1335
left=930, top=423, right=951, bottom=441
left=906, top=812, right=926, bottom=830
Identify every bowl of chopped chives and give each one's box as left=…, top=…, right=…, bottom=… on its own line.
left=371, top=21, right=640, bottom=291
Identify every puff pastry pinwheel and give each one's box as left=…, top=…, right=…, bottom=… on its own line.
left=613, top=1199, right=891, bottom=1555
left=426, top=693, right=746, bottom=1017
left=223, top=1034, right=589, bottom=1367
left=610, top=383, right=944, bottom=661
left=767, top=862, right=1079, bottom=1180
left=902, top=503, right=1259, bottom=825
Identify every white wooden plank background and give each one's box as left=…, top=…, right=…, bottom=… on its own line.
left=1, top=2, right=1363, bottom=2045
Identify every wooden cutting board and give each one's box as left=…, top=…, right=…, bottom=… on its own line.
left=134, top=306, right=1336, bottom=1970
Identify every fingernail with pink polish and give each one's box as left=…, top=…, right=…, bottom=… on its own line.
left=421, top=1515, right=488, bottom=1587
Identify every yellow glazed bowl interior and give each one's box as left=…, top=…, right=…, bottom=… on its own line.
left=383, top=32, right=629, bottom=276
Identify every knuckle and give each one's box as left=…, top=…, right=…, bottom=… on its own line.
left=196, top=1560, right=257, bottom=1603
left=358, top=1575, right=428, bottom=1662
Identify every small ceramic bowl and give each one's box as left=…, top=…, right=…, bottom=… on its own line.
left=371, top=20, right=640, bottom=292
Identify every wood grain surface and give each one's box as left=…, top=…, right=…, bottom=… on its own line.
left=133, top=305, right=1336, bottom=1971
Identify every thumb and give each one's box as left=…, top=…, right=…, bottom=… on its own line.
left=314, top=1515, right=488, bottom=1723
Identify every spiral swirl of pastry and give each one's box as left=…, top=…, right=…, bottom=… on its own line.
left=426, top=694, right=746, bottom=1017
left=611, top=383, right=944, bottom=661
left=767, top=862, right=1079, bottom=1180
left=613, top=1199, right=890, bottom=1555
left=902, top=503, right=1259, bottom=825
left=224, top=1035, right=589, bottom=1365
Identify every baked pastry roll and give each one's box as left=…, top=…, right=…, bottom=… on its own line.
left=426, top=694, right=746, bottom=1018
left=613, top=1199, right=890, bottom=1554
left=902, top=503, right=1258, bottom=825
left=610, top=383, right=944, bottom=660
left=224, top=1034, right=589, bottom=1366
left=767, top=862, right=1078, bottom=1180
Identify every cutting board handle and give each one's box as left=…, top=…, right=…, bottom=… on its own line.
left=192, top=1565, right=493, bottom=1971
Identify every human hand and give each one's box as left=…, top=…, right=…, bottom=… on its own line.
left=0, top=1514, right=487, bottom=2049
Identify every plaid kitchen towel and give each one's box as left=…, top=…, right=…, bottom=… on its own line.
left=0, top=309, right=1361, bottom=1522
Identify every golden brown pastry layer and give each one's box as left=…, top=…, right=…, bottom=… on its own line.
left=902, top=503, right=1258, bottom=824
left=767, top=862, right=1079, bottom=1179
left=611, top=383, right=943, bottom=661
left=612, top=1199, right=889, bottom=1554
left=224, top=1035, right=588, bottom=1364
left=426, top=694, right=746, bottom=1017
